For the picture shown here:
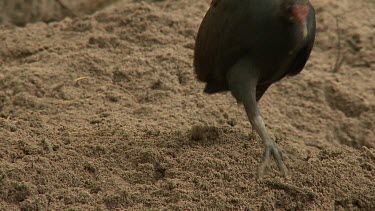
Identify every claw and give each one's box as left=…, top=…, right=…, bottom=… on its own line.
left=257, top=143, right=288, bottom=178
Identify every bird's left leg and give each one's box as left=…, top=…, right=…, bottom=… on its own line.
left=227, top=56, right=288, bottom=178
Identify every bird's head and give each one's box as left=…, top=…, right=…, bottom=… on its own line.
left=282, top=0, right=310, bottom=24
left=281, top=0, right=310, bottom=38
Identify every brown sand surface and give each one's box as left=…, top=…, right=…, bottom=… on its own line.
left=0, top=0, right=120, bottom=26
left=0, top=0, right=374, bottom=210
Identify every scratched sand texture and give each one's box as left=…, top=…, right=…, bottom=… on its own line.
left=0, top=0, right=374, bottom=210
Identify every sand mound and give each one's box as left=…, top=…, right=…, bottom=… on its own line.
left=0, top=0, right=119, bottom=26
left=0, top=0, right=374, bottom=209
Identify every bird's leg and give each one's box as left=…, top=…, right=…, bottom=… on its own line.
left=227, top=57, right=288, bottom=178
left=248, top=109, right=288, bottom=178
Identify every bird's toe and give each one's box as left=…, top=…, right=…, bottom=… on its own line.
left=257, top=144, right=288, bottom=178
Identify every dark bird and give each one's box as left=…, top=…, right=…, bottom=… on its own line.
left=194, top=0, right=316, bottom=177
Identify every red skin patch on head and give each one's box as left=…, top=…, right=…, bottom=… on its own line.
left=291, top=4, right=309, bottom=23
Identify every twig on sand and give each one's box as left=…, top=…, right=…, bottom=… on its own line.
left=50, top=77, right=139, bottom=104
left=74, top=76, right=90, bottom=82
left=261, top=179, right=317, bottom=200
left=55, top=0, right=79, bottom=17
left=104, top=83, right=139, bottom=104
left=332, top=16, right=345, bottom=73
left=51, top=81, right=67, bottom=92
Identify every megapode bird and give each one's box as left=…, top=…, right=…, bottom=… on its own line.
left=194, top=0, right=316, bottom=177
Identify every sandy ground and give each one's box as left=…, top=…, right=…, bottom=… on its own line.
left=0, top=0, right=119, bottom=26
left=0, top=0, right=374, bottom=210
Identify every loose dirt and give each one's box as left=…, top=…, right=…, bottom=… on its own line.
left=0, top=0, right=374, bottom=210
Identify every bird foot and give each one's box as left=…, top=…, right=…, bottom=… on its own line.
left=257, top=142, right=288, bottom=178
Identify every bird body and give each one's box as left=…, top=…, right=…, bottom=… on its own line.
left=194, top=0, right=316, bottom=176
left=194, top=0, right=315, bottom=100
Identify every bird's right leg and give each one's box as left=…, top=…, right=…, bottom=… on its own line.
left=226, top=56, right=288, bottom=178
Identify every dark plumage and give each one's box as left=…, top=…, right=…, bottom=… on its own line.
left=194, top=0, right=316, bottom=177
